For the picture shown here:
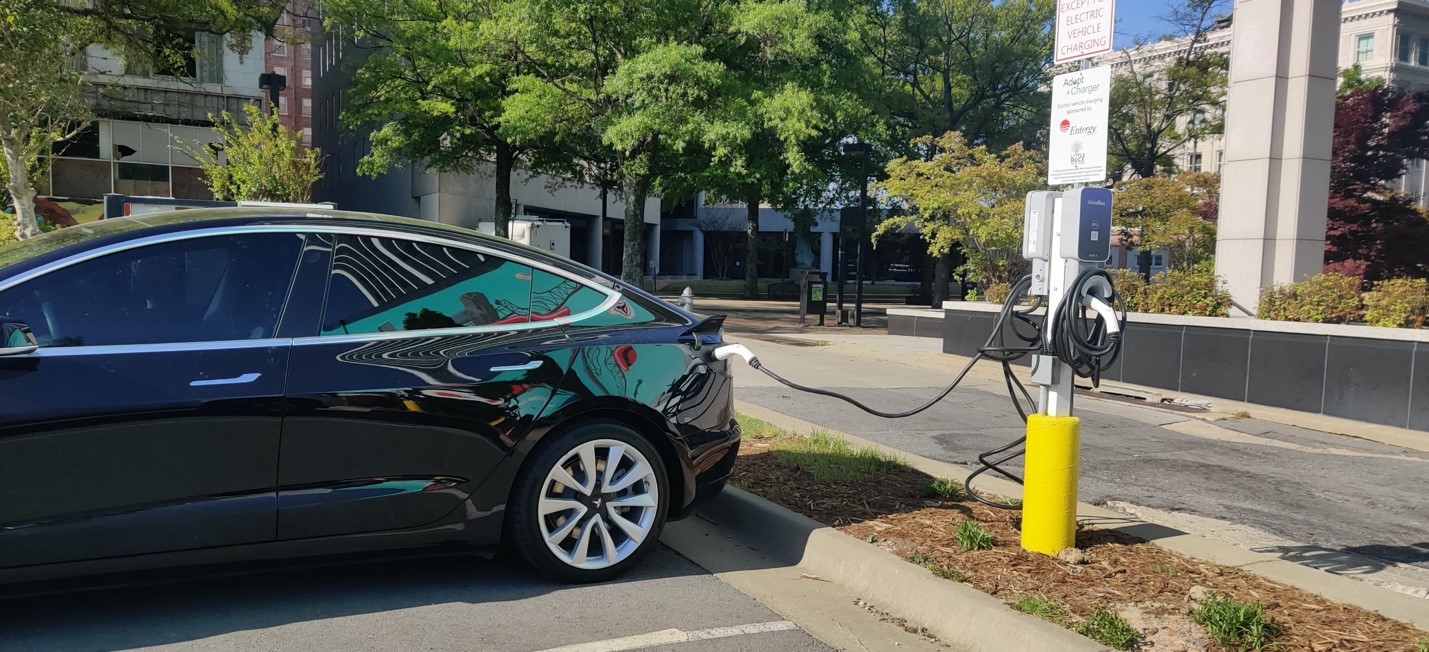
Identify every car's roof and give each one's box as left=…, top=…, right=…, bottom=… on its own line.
left=0, top=207, right=588, bottom=281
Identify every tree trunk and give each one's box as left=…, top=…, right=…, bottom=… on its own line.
left=1138, top=248, right=1153, bottom=282
left=744, top=196, right=759, bottom=298
left=620, top=175, right=650, bottom=285
left=2, top=140, right=40, bottom=240
left=493, top=142, right=515, bottom=238
left=932, top=251, right=951, bottom=306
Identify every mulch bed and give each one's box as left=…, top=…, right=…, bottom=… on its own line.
left=732, top=434, right=1428, bottom=651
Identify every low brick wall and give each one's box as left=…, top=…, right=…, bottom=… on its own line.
left=891, top=305, right=1429, bottom=431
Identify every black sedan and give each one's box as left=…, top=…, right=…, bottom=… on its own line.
left=0, top=209, right=739, bottom=584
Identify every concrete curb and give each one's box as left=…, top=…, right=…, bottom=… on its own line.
left=680, top=485, right=1110, bottom=652
left=735, top=400, right=1429, bottom=631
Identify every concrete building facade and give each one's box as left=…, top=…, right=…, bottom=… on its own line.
left=1105, top=0, right=1429, bottom=204
left=38, top=33, right=270, bottom=220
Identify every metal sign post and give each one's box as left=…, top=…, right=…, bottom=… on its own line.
left=1021, top=0, right=1116, bottom=558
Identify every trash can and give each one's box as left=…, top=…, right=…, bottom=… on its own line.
left=800, top=271, right=828, bottom=326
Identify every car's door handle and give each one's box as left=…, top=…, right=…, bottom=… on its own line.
left=489, top=361, right=542, bottom=373
left=190, top=372, right=262, bottom=387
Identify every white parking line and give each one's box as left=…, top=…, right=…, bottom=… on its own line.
left=534, top=620, right=799, bottom=652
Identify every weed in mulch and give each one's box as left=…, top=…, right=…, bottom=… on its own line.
left=1076, top=607, right=1141, bottom=650
left=955, top=519, right=995, bottom=551
left=1418, top=636, right=1429, bottom=652
left=1012, top=595, right=1072, bottom=626
left=925, top=478, right=963, bottom=501
left=1193, top=593, right=1281, bottom=651
left=730, top=414, right=1429, bottom=651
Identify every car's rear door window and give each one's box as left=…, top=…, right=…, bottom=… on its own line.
left=321, top=235, right=535, bottom=336
left=0, top=233, right=303, bottom=347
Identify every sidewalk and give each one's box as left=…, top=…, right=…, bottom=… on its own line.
left=718, top=323, right=1429, bottom=607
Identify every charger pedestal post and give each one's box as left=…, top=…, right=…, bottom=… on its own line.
left=1020, top=188, right=1112, bottom=556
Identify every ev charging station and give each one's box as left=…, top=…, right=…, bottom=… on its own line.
left=714, top=0, right=1124, bottom=561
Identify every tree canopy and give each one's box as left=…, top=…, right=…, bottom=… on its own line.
left=181, top=105, right=323, bottom=203
left=1112, top=172, right=1218, bottom=274
left=875, top=131, right=1044, bottom=287
left=1325, top=85, right=1429, bottom=281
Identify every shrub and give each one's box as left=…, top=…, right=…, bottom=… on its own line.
left=1363, top=278, right=1429, bottom=328
left=1258, top=273, right=1362, bottom=323
left=0, top=212, right=17, bottom=247
left=1142, top=265, right=1231, bottom=316
left=1192, top=594, right=1280, bottom=651
left=1104, top=268, right=1146, bottom=312
left=984, top=282, right=1012, bottom=305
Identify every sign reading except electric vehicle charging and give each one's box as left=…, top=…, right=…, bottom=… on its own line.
left=1055, top=0, right=1114, bottom=65
left=1048, top=65, right=1111, bottom=185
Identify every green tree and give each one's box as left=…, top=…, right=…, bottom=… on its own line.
left=496, top=0, right=738, bottom=284
left=1106, top=0, right=1228, bottom=179
left=856, top=0, right=1053, bottom=302
left=1112, top=173, right=1218, bottom=277
left=327, top=0, right=530, bottom=238
left=875, top=132, right=1044, bottom=288
left=3, top=0, right=294, bottom=241
left=1, top=0, right=90, bottom=241
left=696, top=0, right=880, bottom=297
left=1338, top=64, right=1387, bottom=94
left=182, top=105, right=323, bottom=202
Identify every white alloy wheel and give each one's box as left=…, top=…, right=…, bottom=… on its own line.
left=536, top=439, right=660, bottom=570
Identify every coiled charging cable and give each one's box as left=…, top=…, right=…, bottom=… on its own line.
left=715, top=271, right=1125, bottom=509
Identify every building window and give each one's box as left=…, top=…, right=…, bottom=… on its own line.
left=301, top=43, right=311, bottom=59
left=1357, top=34, right=1375, bottom=64
left=274, top=66, right=286, bottom=77
left=302, top=128, right=312, bottom=145
left=1188, top=152, right=1203, bottom=172
left=1152, top=253, right=1164, bottom=268
left=273, top=41, right=287, bottom=56
left=1189, top=109, right=1206, bottom=130
left=1399, top=32, right=1413, bottom=62
left=1216, top=149, right=1224, bottom=173
left=1420, top=37, right=1429, bottom=66
left=279, top=95, right=289, bottom=115
left=301, top=98, right=312, bottom=117
left=302, top=69, right=312, bottom=87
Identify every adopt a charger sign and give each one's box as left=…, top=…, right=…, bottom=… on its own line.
left=1047, top=65, right=1112, bottom=185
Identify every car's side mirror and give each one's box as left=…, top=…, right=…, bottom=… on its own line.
left=0, top=319, right=38, bottom=356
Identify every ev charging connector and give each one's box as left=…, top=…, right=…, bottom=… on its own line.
left=1019, top=186, right=1114, bottom=557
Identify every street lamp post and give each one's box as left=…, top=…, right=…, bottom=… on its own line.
left=842, top=141, right=872, bottom=327
left=258, top=72, right=287, bottom=117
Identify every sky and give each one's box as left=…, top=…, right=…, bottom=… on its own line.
left=1112, top=1, right=1184, bottom=50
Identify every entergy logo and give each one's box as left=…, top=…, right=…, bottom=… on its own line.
left=1059, top=119, right=1071, bottom=134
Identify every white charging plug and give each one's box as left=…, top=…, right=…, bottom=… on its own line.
left=1084, top=296, right=1121, bottom=336
left=713, top=343, right=757, bottom=364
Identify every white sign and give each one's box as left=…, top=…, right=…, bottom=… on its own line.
left=1055, top=0, right=1114, bottom=64
left=1048, top=65, right=1111, bottom=185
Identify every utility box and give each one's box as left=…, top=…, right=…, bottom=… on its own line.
left=800, top=270, right=829, bottom=326
left=479, top=216, right=572, bottom=258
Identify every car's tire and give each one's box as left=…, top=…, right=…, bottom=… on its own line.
left=509, top=419, right=670, bottom=583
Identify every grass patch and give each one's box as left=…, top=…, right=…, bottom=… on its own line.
left=1153, top=561, right=1183, bottom=576
left=737, top=413, right=782, bottom=440
left=1192, top=594, right=1280, bottom=651
left=1013, top=595, right=1072, bottom=626
left=1231, top=410, right=1253, bottom=420
left=931, top=565, right=968, bottom=582
left=1418, top=636, right=1428, bottom=652
left=955, top=519, right=995, bottom=551
left=906, top=550, right=967, bottom=582
left=924, top=478, right=963, bottom=501
left=773, top=429, right=908, bottom=483
left=1076, top=608, right=1141, bottom=651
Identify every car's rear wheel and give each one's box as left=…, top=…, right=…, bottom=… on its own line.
left=510, top=420, right=669, bottom=582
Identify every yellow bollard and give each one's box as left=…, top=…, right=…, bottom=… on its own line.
left=1020, top=413, right=1081, bottom=555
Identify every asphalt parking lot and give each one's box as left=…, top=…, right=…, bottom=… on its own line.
left=0, top=547, right=831, bottom=652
